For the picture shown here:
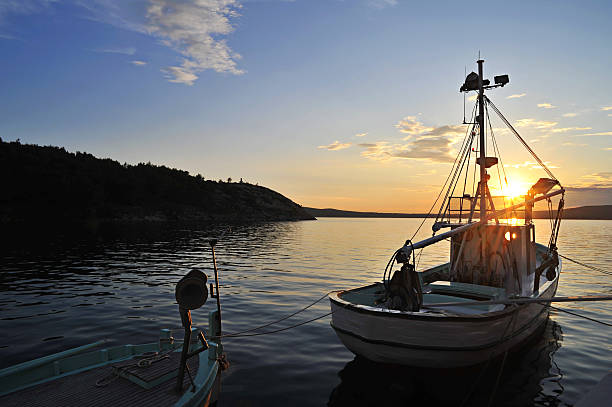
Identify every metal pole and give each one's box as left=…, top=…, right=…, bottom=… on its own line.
left=176, top=308, right=192, bottom=392
left=210, top=243, right=223, bottom=335
left=477, top=59, right=487, bottom=277
left=477, top=59, right=486, bottom=220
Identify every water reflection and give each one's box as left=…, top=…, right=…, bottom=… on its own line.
left=0, top=218, right=608, bottom=406
left=328, top=320, right=564, bottom=407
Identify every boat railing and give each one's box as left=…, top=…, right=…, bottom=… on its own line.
left=440, top=195, right=527, bottom=225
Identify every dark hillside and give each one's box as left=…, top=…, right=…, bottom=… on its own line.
left=0, top=139, right=314, bottom=223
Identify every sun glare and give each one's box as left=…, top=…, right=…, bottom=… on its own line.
left=491, top=176, right=531, bottom=201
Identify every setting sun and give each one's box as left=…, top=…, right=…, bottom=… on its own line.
left=491, top=177, right=532, bottom=201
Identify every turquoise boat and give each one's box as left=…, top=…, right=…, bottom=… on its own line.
left=0, top=240, right=228, bottom=407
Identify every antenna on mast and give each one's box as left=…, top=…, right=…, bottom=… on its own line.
left=463, top=66, right=466, bottom=124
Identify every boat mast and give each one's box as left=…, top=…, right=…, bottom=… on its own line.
left=477, top=59, right=488, bottom=275
left=477, top=59, right=486, bottom=221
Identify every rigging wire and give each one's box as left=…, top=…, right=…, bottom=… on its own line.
left=485, top=96, right=558, bottom=181
left=433, top=103, right=478, bottom=225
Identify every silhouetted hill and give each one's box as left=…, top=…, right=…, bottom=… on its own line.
left=0, top=139, right=314, bottom=223
left=305, top=205, right=612, bottom=220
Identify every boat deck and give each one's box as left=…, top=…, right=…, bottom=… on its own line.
left=0, top=350, right=201, bottom=407
left=339, top=280, right=507, bottom=315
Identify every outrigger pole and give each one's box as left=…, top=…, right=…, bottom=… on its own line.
left=398, top=187, right=565, bottom=258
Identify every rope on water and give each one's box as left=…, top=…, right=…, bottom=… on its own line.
left=559, top=254, right=612, bottom=277
left=211, top=311, right=334, bottom=339
left=209, top=292, right=337, bottom=339
left=548, top=304, right=612, bottom=327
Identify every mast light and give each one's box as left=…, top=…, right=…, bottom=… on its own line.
left=494, top=75, right=509, bottom=86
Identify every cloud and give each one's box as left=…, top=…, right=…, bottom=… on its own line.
left=506, top=93, right=526, bottom=99
left=550, top=126, right=592, bottom=133
left=74, top=0, right=146, bottom=33
left=94, top=47, right=136, bottom=55
left=355, top=132, right=368, bottom=137
left=0, top=33, right=18, bottom=40
left=318, top=141, right=352, bottom=151
left=574, top=131, right=612, bottom=137
left=2, top=1, right=244, bottom=84
left=130, top=60, right=147, bottom=66
left=361, top=124, right=465, bottom=163
left=146, top=0, right=244, bottom=85
left=562, top=112, right=578, bottom=117
left=514, top=118, right=557, bottom=129
left=575, top=172, right=612, bottom=188
left=359, top=142, right=392, bottom=161
left=391, top=135, right=460, bottom=163
left=537, top=103, right=556, bottom=109
left=0, top=0, right=56, bottom=22
left=504, top=161, right=559, bottom=170
left=563, top=186, right=612, bottom=206
left=395, top=116, right=433, bottom=136
left=562, top=142, right=587, bottom=147
left=367, top=0, right=398, bottom=8
left=601, top=106, right=612, bottom=111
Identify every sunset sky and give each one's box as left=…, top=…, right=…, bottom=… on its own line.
left=1, top=0, right=611, bottom=212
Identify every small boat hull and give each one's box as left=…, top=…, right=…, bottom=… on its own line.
left=330, top=270, right=558, bottom=367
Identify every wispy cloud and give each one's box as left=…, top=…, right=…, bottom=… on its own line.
left=504, top=160, right=559, bottom=170
left=367, top=0, right=398, bottom=8
left=537, top=103, right=556, bottom=109
left=575, top=131, right=612, bottom=137
left=562, top=112, right=578, bottom=117
left=318, top=141, right=352, bottom=151
left=562, top=142, right=587, bottom=147
left=146, top=0, right=244, bottom=85
left=576, top=172, right=612, bottom=188
left=130, top=60, right=147, bottom=66
left=94, top=47, right=136, bottom=55
left=601, top=106, right=612, bottom=111
left=0, top=0, right=56, bottom=21
left=355, top=132, right=368, bottom=137
left=506, top=93, right=526, bottom=99
left=395, top=116, right=433, bottom=137
left=514, top=118, right=557, bottom=129
left=550, top=126, right=592, bottom=133
left=0, top=0, right=57, bottom=37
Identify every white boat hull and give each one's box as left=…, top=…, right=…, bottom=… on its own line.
left=330, top=275, right=558, bottom=367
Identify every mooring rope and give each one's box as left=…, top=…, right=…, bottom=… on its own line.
left=209, top=292, right=337, bottom=339
left=548, top=304, right=612, bottom=327
left=204, top=253, right=610, bottom=339
left=559, top=254, right=612, bottom=276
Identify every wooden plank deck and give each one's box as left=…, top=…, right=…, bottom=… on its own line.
left=0, top=351, right=201, bottom=407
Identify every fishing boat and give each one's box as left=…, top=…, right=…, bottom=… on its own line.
left=329, top=59, right=565, bottom=367
left=0, top=239, right=228, bottom=406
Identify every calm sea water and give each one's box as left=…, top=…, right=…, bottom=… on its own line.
left=0, top=218, right=610, bottom=406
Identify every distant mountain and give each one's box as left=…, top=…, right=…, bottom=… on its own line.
left=539, top=205, right=612, bottom=220
left=0, top=139, right=314, bottom=223
left=305, top=205, right=612, bottom=220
